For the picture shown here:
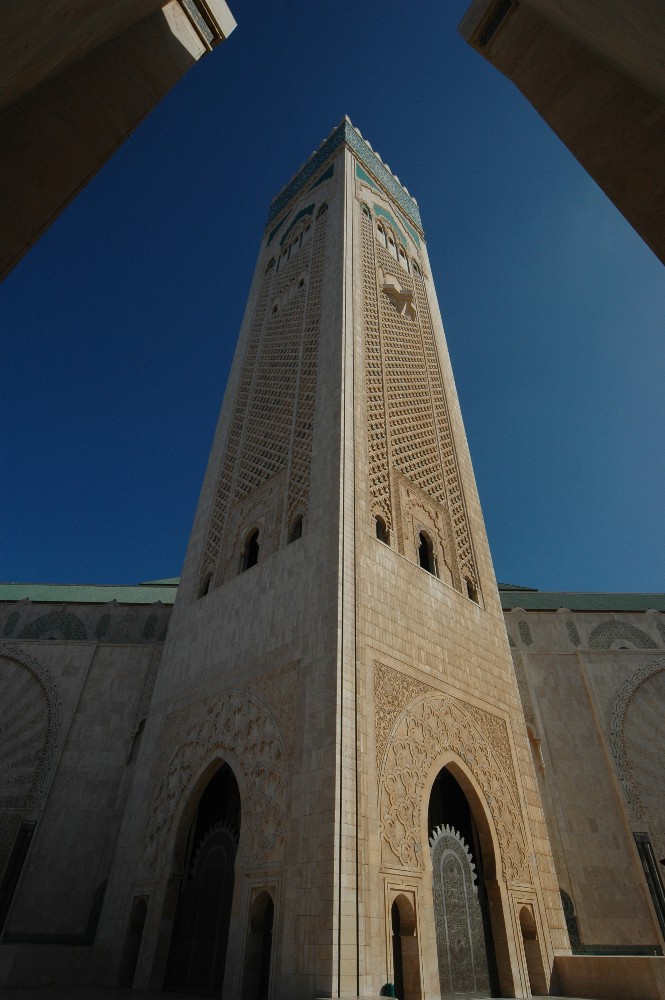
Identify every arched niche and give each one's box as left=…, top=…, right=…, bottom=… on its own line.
left=390, top=893, right=421, bottom=1000
left=241, top=889, right=274, bottom=1000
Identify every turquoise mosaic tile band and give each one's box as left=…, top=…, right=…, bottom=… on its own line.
left=309, top=163, right=334, bottom=191
left=267, top=119, right=423, bottom=233
left=267, top=209, right=292, bottom=246
left=373, top=204, right=407, bottom=248
left=280, top=204, right=315, bottom=246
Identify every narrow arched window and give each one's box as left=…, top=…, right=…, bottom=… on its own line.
left=302, top=223, right=311, bottom=245
left=265, top=257, right=275, bottom=273
left=240, top=529, right=260, bottom=572
left=288, top=515, right=303, bottom=543
left=387, top=234, right=398, bottom=260
left=317, top=203, right=328, bottom=218
left=418, top=531, right=436, bottom=576
left=376, top=223, right=387, bottom=248
left=465, top=576, right=479, bottom=603
left=198, top=572, right=212, bottom=598
left=375, top=516, right=389, bottom=545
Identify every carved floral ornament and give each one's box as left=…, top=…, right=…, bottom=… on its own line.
left=143, top=690, right=289, bottom=876
left=375, top=662, right=529, bottom=884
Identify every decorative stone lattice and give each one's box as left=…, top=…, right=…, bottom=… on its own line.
left=566, top=621, right=581, bottom=647
left=142, top=615, right=157, bottom=641
left=199, top=202, right=327, bottom=591
left=610, top=659, right=665, bottom=861
left=589, top=621, right=656, bottom=649
left=430, top=825, right=491, bottom=998
left=2, top=612, right=19, bottom=637
left=360, top=203, right=478, bottom=592
left=0, top=646, right=61, bottom=808
left=518, top=620, right=533, bottom=646
left=376, top=663, right=529, bottom=883
left=143, top=691, right=289, bottom=876
left=286, top=211, right=326, bottom=523
left=95, top=614, right=110, bottom=640
left=18, top=611, right=87, bottom=641
left=361, top=207, right=392, bottom=530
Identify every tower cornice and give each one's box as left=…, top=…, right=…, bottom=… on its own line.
left=267, top=116, right=423, bottom=235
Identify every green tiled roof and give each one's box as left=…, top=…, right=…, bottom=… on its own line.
left=499, top=588, right=665, bottom=612
left=0, top=581, right=178, bottom=605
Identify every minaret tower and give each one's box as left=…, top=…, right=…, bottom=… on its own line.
left=104, top=118, right=567, bottom=999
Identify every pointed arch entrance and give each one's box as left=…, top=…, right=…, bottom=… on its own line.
left=428, top=766, right=500, bottom=999
left=164, top=761, right=240, bottom=995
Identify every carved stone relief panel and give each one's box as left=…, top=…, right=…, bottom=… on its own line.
left=143, top=690, right=290, bottom=877
left=375, top=662, right=529, bottom=884
left=610, top=659, right=665, bottom=861
left=0, top=645, right=61, bottom=809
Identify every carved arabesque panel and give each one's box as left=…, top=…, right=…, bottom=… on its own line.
left=610, top=659, right=665, bottom=861
left=144, top=690, right=289, bottom=876
left=376, top=663, right=529, bottom=884
left=0, top=645, right=61, bottom=809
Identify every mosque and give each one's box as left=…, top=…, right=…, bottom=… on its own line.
left=1, top=118, right=663, bottom=1000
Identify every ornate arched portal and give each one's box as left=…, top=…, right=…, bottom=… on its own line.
left=428, top=768, right=499, bottom=998
left=377, top=683, right=535, bottom=998
left=164, top=762, right=240, bottom=995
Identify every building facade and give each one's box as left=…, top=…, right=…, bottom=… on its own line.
left=0, top=121, right=664, bottom=999
left=459, top=0, right=665, bottom=266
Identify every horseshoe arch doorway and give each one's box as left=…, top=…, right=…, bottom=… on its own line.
left=428, top=766, right=500, bottom=999
left=164, top=761, right=241, bottom=995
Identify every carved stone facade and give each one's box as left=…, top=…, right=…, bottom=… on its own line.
left=144, top=689, right=290, bottom=875
left=3, top=121, right=664, bottom=1000
left=503, top=596, right=665, bottom=963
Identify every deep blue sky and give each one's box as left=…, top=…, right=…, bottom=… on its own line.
left=2, top=0, right=664, bottom=592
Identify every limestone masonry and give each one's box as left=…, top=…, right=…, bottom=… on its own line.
left=0, top=120, right=663, bottom=999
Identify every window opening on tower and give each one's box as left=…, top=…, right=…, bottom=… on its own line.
left=375, top=515, right=390, bottom=545
left=240, top=529, right=260, bottom=572
left=418, top=531, right=436, bottom=576
left=288, top=515, right=303, bottom=543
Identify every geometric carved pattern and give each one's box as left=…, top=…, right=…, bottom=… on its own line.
left=18, top=611, right=87, bottom=641
left=286, top=213, right=326, bottom=523
left=199, top=202, right=328, bottom=591
left=430, top=825, right=491, bottom=998
left=518, top=620, right=533, bottom=646
left=376, top=663, right=529, bottom=883
left=589, top=621, right=656, bottom=649
left=0, top=645, right=61, bottom=808
left=361, top=206, right=392, bottom=529
left=610, top=659, right=665, bottom=862
left=360, top=201, right=478, bottom=592
left=566, top=621, right=581, bottom=647
left=143, top=690, right=289, bottom=876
